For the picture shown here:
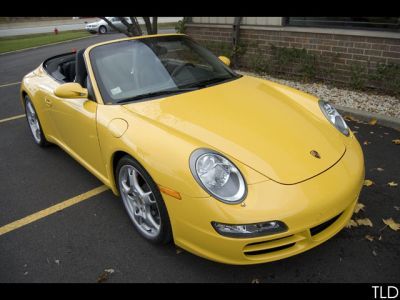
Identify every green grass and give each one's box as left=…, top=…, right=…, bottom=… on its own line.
left=0, top=30, right=92, bottom=53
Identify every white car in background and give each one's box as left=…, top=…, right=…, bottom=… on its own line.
left=85, top=17, right=131, bottom=34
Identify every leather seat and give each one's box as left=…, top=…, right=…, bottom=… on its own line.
left=60, top=61, right=76, bottom=82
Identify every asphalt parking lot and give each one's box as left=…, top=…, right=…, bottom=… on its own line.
left=0, top=33, right=399, bottom=283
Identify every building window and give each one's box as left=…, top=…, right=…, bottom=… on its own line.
left=285, top=17, right=400, bottom=31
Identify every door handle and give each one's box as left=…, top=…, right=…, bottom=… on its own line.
left=44, top=98, right=52, bottom=107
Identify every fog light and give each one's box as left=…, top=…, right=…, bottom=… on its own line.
left=211, top=220, right=288, bottom=238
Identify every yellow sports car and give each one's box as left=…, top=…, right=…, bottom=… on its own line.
left=20, top=34, right=364, bottom=265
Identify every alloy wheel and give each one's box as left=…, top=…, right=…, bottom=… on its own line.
left=118, top=165, right=161, bottom=238
left=26, top=100, right=42, bottom=144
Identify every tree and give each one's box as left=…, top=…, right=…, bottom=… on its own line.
left=99, top=17, right=158, bottom=37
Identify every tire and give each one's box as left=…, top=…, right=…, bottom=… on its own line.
left=24, top=95, right=50, bottom=147
left=116, top=155, right=172, bottom=244
left=99, top=26, right=107, bottom=34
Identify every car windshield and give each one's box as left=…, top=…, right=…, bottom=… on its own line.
left=89, top=35, right=241, bottom=104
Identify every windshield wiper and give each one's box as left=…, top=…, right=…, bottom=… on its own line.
left=183, top=76, right=234, bottom=89
left=116, top=87, right=199, bottom=104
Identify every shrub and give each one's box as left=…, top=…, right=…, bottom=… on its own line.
left=175, top=17, right=189, bottom=34
left=349, top=63, right=367, bottom=90
left=369, top=63, right=400, bottom=96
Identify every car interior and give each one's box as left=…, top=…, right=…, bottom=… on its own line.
left=43, top=49, right=87, bottom=87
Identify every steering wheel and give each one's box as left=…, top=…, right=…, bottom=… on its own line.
left=171, top=63, right=195, bottom=77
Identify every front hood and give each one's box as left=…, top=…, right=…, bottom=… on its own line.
left=123, top=76, right=346, bottom=184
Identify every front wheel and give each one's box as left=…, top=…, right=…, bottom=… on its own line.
left=116, top=155, right=172, bottom=244
left=98, top=26, right=107, bottom=34
left=24, top=96, right=49, bottom=147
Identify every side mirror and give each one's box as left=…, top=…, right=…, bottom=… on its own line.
left=218, top=56, right=231, bottom=66
left=54, top=83, right=88, bottom=99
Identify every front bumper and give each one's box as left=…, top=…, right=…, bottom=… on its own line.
left=163, top=134, right=364, bottom=265
left=85, top=26, right=99, bottom=33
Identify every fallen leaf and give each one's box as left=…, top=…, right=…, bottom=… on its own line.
left=376, top=167, right=384, bottom=172
left=372, top=250, right=378, bottom=256
left=356, top=218, right=373, bottom=227
left=392, top=139, right=400, bottom=145
left=252, top=278, right=260, bottom=283
left=354, top=203, right=365, bottom=214
left=176, top=248, right=183, bottom=254
left=365, top=235, right=374, bottom=242
left=363, top=141, right=371, bottom=145
left=387, top=181, right=398, bottom=187
left=23, top=271, right=28, bottom=276
left=352, top=131, right=358, bottom=134
left=382, top=218, right=400, bottom=231
left=364, top=179, right=374, bottom=187
left=346, top=219, right=358, bottom=228
left=354, top=126, right=360, bottom=129
left=394, top=206, right=400, bottom=211
left=378, top=235, right=383, bottom=241
left=370, top=131, right=374, bottom=134
left=97, top=269, right=115, bottom=283
left=344, top=115, right=356, bottom=122
left=384, top=132, right=389, bottom=135
left=368, top=118, right=377, bottom=125
left=54, top=259, right=60, bottom=265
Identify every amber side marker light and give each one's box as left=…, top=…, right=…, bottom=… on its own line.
left=158, top=185, right=182, bottom=200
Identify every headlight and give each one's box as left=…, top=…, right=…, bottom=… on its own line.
left=189, top=149, right=247, bottom=204
left=212, top=220, right=288, bottom=238
left=319, top=100, right=349, bottom=136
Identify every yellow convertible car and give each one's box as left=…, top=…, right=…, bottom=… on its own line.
left=20, top=34, right=364, bottom=265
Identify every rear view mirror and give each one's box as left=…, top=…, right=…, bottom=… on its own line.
left=54, top=83, right=88, bottom=99
left=218, top=56, right=231, bottom=66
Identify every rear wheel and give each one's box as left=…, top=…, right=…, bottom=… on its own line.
left=99, top=26, right=107, bottom=34
left=24, top=95, right=49, bottom=147
left=116, top=155, right=172, bottom=244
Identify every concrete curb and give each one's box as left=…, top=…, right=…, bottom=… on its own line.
left=0, top=35, right=96, bottom=56
left=336, top=105, right=400, bottom=131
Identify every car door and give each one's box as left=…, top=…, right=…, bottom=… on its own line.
left=111, top=17, right=124, bottom=31
left=45, top=92, right=107, bottom=179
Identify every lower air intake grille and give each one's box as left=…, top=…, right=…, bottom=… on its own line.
left=310, top=213, right=342, bottom=236
left=245, top=243, right=296, bottom=256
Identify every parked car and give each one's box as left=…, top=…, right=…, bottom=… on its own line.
left=20, top=34, right=364, bottom=265
left=85, top=17, right=131, bottom=34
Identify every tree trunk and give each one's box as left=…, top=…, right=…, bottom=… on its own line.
left=99, top=17, right=158, bottom=37
left=129, top=17, right=142, bottom=35
left=143, top=17, right=153, bottom=35
left=152, top=17, right=158, bottom=34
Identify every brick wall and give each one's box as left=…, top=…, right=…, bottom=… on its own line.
left=186, top=24, right=400, bottom=86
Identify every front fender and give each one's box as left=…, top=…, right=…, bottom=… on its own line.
left=96, top=104, right=269, bottom=198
